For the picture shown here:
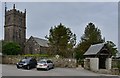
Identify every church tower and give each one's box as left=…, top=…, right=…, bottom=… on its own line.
left=4, top=4, right=26, bottom=54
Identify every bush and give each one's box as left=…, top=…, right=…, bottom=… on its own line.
left=2, top=42, right=21, bottom=55
left=23, top=54, right=49, bottom=57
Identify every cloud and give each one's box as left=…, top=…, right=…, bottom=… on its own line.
left=1, top=2, right=118, bottom=48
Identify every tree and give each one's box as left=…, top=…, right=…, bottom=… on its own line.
left=106, top=41, right=118, bottom=56
left=0, top=40, right=2, bottom=52
left=2, top=42, right=21, bottom=55
left=75, top=22, right=104, bottom=60
left=46, top=23, right=76, bottom=57
left=81, top=22, right=104, bottom=43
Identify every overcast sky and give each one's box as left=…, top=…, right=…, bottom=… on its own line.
left=0, top=2, right=118, bottom=49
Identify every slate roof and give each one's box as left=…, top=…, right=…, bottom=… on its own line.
left=84, top=43, right=105, bottom=55
left=32, top=36, right=49, bottom=47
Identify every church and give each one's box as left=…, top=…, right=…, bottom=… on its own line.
left=4, top=4, right=49, bottom=54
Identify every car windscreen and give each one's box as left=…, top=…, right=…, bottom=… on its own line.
left=20, top=59, right=30, bottom=63
left=38, top=61, right=46, bottom=64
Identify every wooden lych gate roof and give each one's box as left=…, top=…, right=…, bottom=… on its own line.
left=84, top=43, right=108, bottom=56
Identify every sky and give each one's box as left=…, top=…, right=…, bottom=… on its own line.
left=0, top=1, right=119, bottom=50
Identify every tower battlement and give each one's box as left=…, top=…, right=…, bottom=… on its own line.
left=5, top=4, right=26, bottom=17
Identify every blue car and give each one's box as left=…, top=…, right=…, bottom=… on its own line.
left=16, top=57, right=37, bottom=70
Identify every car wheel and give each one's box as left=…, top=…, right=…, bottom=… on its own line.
left=52, top=66, right=54, bottom=69
left=46, top=66, right=49, bottom=71
left=37, top=68, right=39, bottom=70
left=17, top=66, right=20, bottom=69
left=52, top=65, right=54, bottom=69
left=27, top=65, right=30, bottom=70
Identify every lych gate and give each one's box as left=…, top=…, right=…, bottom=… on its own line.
left=84, top=43, right=112, bottom=71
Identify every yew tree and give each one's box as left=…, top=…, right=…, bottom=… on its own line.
left=46, top=23, right=76, bottom=57
left=75, top=22, right=104, bottom=60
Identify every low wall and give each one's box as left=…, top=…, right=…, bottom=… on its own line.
left=90, top=58, right=99, bottom=71
left=84, top=58, right=99, bottom=72
left=0, top=56, right=2, bottom=64
left=111, top=59, right=120, bottom=75
left=106, top=58, right=112, bottom=70
left=84, top=58, right=120, bottom=75
left=2, top=55, right=77, bottom=68
left=111, top=68, right=120, bottom=75
left=84, top=58, right=90, bottom=70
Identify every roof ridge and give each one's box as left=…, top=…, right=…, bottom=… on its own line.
left=32, top=36, right=47, bottom=41
left=91, top=43, right=105, bottom=46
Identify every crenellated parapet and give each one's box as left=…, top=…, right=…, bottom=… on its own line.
left=5, top=4, right=26, bottom=17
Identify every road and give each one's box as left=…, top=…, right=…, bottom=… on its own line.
left=2, top=64, right=118, bottom=76
left=0, top=64, right=2, bottom=77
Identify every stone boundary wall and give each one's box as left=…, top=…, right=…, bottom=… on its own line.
left=84, top=58, right=90, bottom=70
left=0, top=56, right=2, bottom=64
left=84, top=58, right=120, bottom=75
left=2, top=55, right=77, bottom=68
left=111, top=59, right=120, bottom=75
left=84, top=58, right=99, bottom=71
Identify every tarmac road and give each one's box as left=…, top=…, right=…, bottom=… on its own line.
left=1, top=64, right=119, bottom=76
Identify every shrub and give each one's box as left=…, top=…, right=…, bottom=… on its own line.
left=2, top=42, right=21, bottom=55
left=23, top=54, right=49, bottom=57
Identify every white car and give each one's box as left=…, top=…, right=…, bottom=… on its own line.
left=36, top=59, right=54, bottom=70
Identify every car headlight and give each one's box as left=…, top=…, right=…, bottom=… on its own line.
left=23, top=63, right=28, bottom=65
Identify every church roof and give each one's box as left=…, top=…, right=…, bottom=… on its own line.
left=32, top=36, right=49, bottom=47
left=84, top=43, right=105, bottom=55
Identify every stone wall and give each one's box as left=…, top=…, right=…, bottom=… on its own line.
left=111, top=59, right=120, bottom=75
left=111, top=68, right=120, bottom=75
left=0, top=56, right=2, bottom=64
left=2, top=55, right=77, bottom=68
left=84, top=58, right=120, bottom=75
left=84, top=58, right=90, bottom=70
left=106, top=58, right=112, bottom=70
left=84, top=58, right=99, bottom=72
left=25, top=36, right=49, bottom=54
left=90, top=58, right=99, bottom=71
